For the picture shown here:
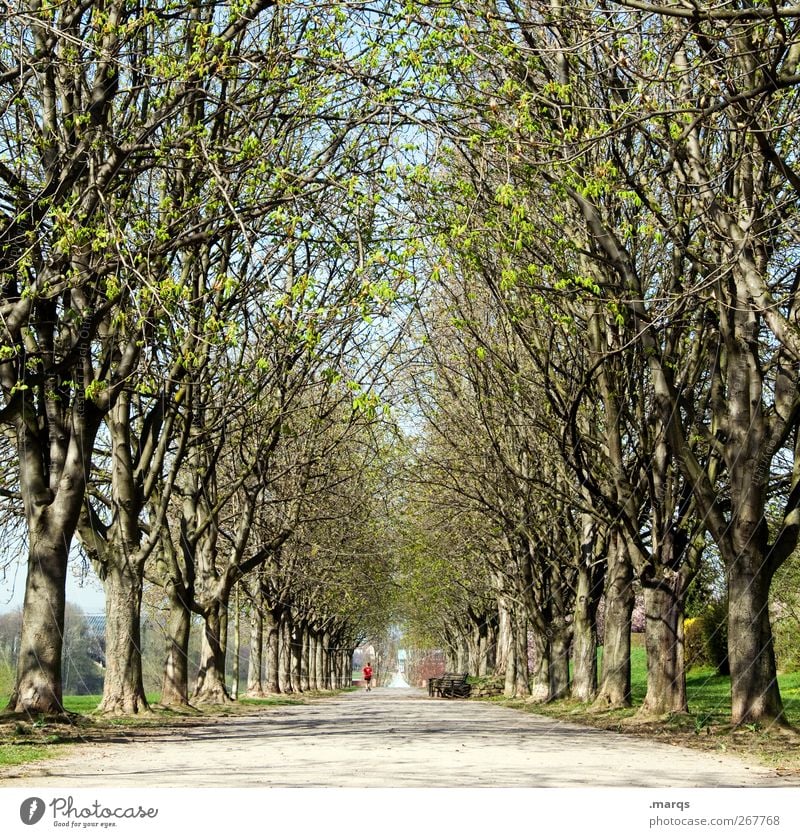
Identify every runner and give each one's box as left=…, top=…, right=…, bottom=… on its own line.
left=362, top=662, right=373, bottom=691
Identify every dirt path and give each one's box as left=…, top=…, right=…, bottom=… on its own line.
left=1, top=688, right=794, bottom=788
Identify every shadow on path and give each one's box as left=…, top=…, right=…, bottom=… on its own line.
left=1, top=688, right=794, bottom=788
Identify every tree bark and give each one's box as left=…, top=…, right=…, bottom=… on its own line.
left=504, top=605, right=530, bottom=698
left=549, top=629, right=571, bottom=701
left=264, top=607, right=280, bottom=694
left=321, top=630, right=332, bottom=689
left=314, top=629, right=325, bottom=689
left=97, top=561, right=149, bottom=714
left=594, top=531, right=633, bottom=709
left=639, top=580, right=688, bottom=717
left=572, top=557, right=600, bottom=703
left=246, top=591, right=265, bottom=697
left=290, top=616, right=303, bottom=693
left=300, top=622, right=311, bottom=691
left=160, top=584, right=191, bottom=707
left=231, top=585, right=240, bottom=700
left=193, top=603, right=233, bottom=704
left=278, top=610, right=293, bottom=693
left=528, top=630, right=550, bottom=702
left=8, top=530, right=68, bottom=714
left=728, top=561, right=785, bottom=725
left=494, top=593, right=512, bottom=677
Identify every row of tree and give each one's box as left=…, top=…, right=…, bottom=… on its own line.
left=397, top=0, right=800, bottom=727
left=4, top=0, right=800, bottom=729
left=1, top=1, right=404, bottom=715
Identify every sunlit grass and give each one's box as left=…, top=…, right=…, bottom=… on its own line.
left=0, top=743, right=62, bottom=767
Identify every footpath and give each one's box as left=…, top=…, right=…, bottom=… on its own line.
left=0, top=687, right=794, bottom=787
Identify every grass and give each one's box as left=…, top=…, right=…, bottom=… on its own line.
left=479, top=643, right=800, bottom=776
left=0, top=687, right=344, bottom=770
left=0, top=742, right=61, bottom=767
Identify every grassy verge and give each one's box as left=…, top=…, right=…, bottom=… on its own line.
left=475, top=646, right=800, bottom=776
left=0, top=689, right=339, bottom=770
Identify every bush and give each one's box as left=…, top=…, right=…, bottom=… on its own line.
left=771, top=554, right=800, bottom=673
left=683, top=603, right=729, bottom=674
left=684, top=617, right=709, bottom=669
left=701, top=600, right=729, bottom=676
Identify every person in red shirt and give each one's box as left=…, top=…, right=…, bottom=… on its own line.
left=362, top=663, right=373, bottom=692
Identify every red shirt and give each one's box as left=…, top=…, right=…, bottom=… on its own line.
left=363, top=666, right=373, bottom=680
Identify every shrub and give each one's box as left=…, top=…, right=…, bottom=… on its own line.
left=771, top=554, right=800, bottom=673
left=684, top=616, right=709, bottom=669
left=701, top=600, right=729, bottom=675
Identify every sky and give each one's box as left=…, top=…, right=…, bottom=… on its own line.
left=0, top=552, right=106, bottom=615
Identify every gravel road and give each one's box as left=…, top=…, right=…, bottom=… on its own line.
left=1, top=687, right=793, bottom=788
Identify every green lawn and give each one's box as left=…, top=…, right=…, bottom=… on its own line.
left=498, top=644, right=800, bottom=773
left=622, top=644, right=800, bottom=726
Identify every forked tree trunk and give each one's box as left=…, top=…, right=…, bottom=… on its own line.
left=160, top=586, right=191, bottom=707
left=193, top=603, right=232, bottom=704
left=97, top=561, right=149, bottom=714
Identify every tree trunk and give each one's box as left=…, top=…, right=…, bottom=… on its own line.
left=728, top=561, right=785, bottom=725
left=193, top=603, right=232, bottom=704
left=160, top=585, right=191, bottom=707
left=572, top=559, right=599, bottom=702
left=8, top=532, right=68, bottom=714
left=550, top=629, right=571, bottom=701
left=528, top=630, right=550, bottom=702
left=290, top=618, right=303, bottom=693
left=639, top=581, right=688, bottom=716
left=300, top=623, right=311, bottom=691
left=467, top=624, right=480, bottom=677
left=246, top=596, right=265, bottom=697
left=505, top=606, right=530, bottom=698
left=97, top=561, right=149, bottom=714
left=264, top=608, right=280, bottom=694
left=231, top=586, right=240, bottom=701
left=321, top=630, right=332, bottom=689
left=594, top=532, right=633, bottom=709
left=494, top=585, right=512, bottom=676
left=278, top=611, right=293, bottom=693
left=455, top=636, right=468, bottom=672
left=314, top=629, right=325, bottom=689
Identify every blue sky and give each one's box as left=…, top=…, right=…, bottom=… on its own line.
left=0, top=558, right=105, bottom=615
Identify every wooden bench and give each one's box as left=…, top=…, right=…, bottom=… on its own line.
left=427, top=672, right=471, bottom=698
